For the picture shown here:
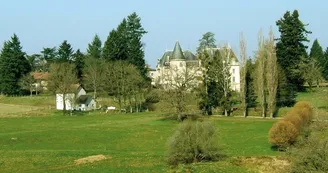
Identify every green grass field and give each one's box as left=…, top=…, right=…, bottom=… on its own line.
left=0, top=88, right=327, bottom=172
left=0, top=112, right=277, bottom=173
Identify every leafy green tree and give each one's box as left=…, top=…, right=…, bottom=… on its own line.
left=0, top=34, right=31, bottom=95
left=87, top=34, right=102, bottom=59
left=126, top=12, right=148, bottom=78
left=245, top=59, right=257, bottom=108
left=322, top=48, right=328, bottom=80
left=57, top=40, right=74, bottom=63
left=197, top=51, right=220, bottom=115
left=276, top=10, right=311, bottom=94
left=197, top=32, right=216, bottom=53
left=73, top=49, right=85, bottom=83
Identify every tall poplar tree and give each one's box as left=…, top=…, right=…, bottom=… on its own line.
left=87, top=34, right=102, bottom=59
left=0, top=34, right=31, bottom=95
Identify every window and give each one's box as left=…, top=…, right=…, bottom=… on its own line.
left=180, top=62, right=183, bottom=67
left=150, top=72, right=153, bottom=76
left=233, top=77, right=235, bottom=82
left=232, top=68, right=235, bottom=74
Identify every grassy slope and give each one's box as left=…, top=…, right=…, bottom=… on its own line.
left=0, top=113, right=275, bottom=173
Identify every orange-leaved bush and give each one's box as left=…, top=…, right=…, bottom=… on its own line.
left=268, top=101, right=314, bottom=149
left=269, top=120, right=299, bottom=149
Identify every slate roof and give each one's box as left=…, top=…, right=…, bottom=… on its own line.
left=171, top=41, right=185, bottom=60
left=158, top=42, right=197, bottom=67
left=76, top=95, right=93, bottom=104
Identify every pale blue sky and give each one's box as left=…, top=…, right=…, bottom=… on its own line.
left=0, top=0, right=326, bottom=67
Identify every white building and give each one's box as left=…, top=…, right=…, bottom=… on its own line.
left=149, top=41, right=240, bottom=91
left=56, top=85, right=96, bottom=111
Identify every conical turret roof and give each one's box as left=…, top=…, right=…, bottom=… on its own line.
left=171, top=41, right=185, bottom=60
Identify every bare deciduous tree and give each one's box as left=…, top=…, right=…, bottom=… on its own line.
left=239, top=33, right=248, bottom=117
left=162, top=63, right=200, bottom=118
left=266, top=28, right=279, bottom=118
left=255, top=30, right=267, bottom=117
left=19, top=73, right=36, bottom=96
left=48, top=62, right=78, bottom=115
left=84, top=56, right=106, bottom=104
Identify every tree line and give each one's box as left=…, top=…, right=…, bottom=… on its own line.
left=0, top=10, right=327, bottom=117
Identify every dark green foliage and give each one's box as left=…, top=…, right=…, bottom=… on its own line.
left=103, top=19, right=129, bottom=61
left=0, top=34, right=31, bottom=95
left=73, top=49, right=85, bottom=83
left=166, top=120, right=222, bottom=166
left=277, top=66, right=296, bottom=107
left=87, top=34, right=102, bottom=59
left=322, top=48, right=328, bottom=80
left=41, top=47, right=57, bottom=63
left=197, top=32, right=216, bottom=53
left=310, top=39, right=324, bottom=63
left=103, top=13, right=148, bottom=79
left=26, top=54, right=41, bottom=72
left=197, top=51, right=221, bottom=115
left=245, top=59, right=257, bottom=108
left=276, top=10, right=311, bottom=93
left=126, top=12, right=148, bottom=79
left=57, top=40, right=74, bottom=63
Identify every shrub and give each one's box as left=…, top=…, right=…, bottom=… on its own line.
left=166, top=120, right=222, bottom=166
left=288, top=136, right=328, bottom=173
left=293, top=101, right=313, bottom=124
left=269, top=120, right=299, bottom=150
left=284, top=110, right=304, bottom=130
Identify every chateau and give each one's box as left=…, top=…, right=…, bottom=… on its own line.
left=149, top=41, right=241, bottom=91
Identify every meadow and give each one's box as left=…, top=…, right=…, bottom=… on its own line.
left=0, top=88, right=327, bottom=172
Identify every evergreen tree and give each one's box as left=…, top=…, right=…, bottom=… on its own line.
left=276, top=10, right=311, bottom=93
left=245, top=59, right=257, bottom=108
left=57, top=40, right=74, bottom=63
left=323, top=48, right=328, bottom=80
left=310, top=39, right=324, bottom=63
left=126, top=12, right=148, bottom=78
left=103, top=19, right=129, bottom=61
left=197, top=32, right=216, bottom=53
left=73, top=49, right=85, bottom=84
left=0, top=34, right=31, bottom=95
left=87, top=34, right=102, bottom=59
left=41, top=47, right=57, bottom=63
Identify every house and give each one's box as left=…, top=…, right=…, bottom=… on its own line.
left=32, top=72, right=49, bottom=91
left=149, top=41, right=240, bottom=91
left=149, top=42, right=241, bottom=91
left=56, top=85, right=96, bottom=111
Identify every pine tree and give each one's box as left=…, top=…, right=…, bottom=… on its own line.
left=103, top=19, right=129, bottom=61
left=0, top=34, right=31, bottom=95
left=322, top=48, right=328, bottom=80
left=126, top=12, right=148, bottom=78
left=310, top=39, right=324, bottom=63
left=245, top=59, right=257, bottom=108
left=40, top=47, right=57, bottom=71
left=73, top=49, right=85, bottom=84
left=276, top=10, right=311, bottom=94
left=57, top=40, right=74, bottom=63
left=197, top=32, right=216, bottom=53
left=87, top=34, right=102, bottom=59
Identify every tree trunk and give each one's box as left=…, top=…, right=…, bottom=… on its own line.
left=63, top=94, right=66, bottom=115
left=30, top=89, right=33, bottom=97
